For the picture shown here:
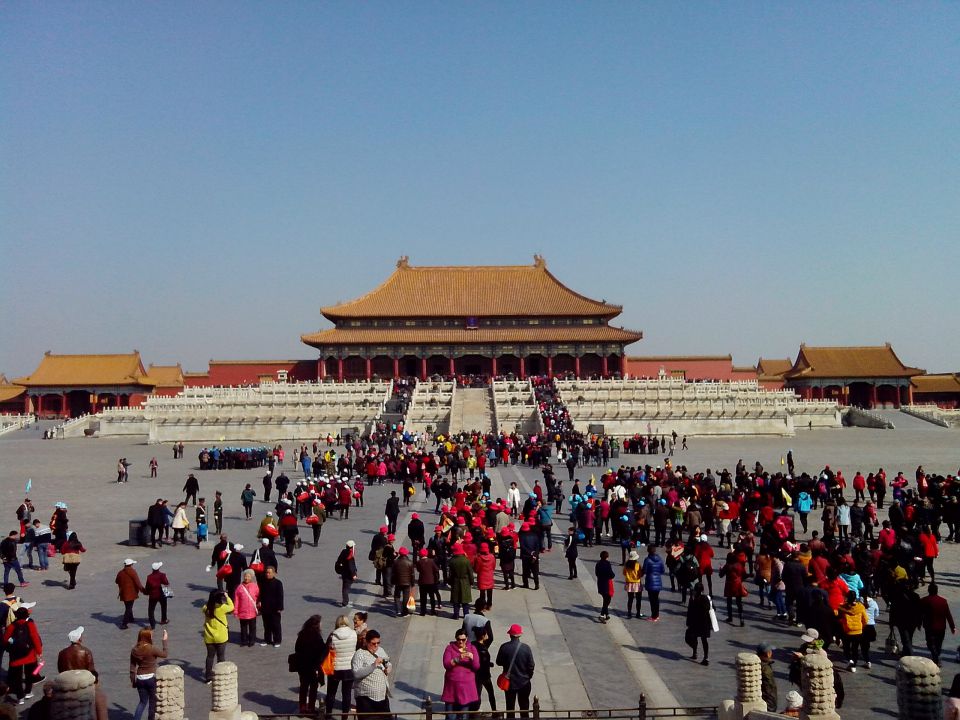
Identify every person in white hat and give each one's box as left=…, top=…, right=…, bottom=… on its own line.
left=57, top=625, right=94, bottom=672
left=145, top=562, right=170, bottom=629
left=115, top=560, right=145, bottom=630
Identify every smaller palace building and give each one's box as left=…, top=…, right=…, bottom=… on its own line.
left=301, top=256, right=643, bottom=381
left=780, top=344, right=923, bottom=408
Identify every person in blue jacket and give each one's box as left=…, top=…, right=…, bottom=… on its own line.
left=641, top=545, right=666, bottom=621
left=794, top=491, right=813, bottom=534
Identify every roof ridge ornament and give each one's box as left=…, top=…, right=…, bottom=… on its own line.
left=397, top=256, right=409, bottom=268
left=533, top=254, right=545, bottom=268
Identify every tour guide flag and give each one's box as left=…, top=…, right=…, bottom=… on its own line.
left=781, top=487, right=792, bottom=506
left=25, top=478, right=32, bottom=493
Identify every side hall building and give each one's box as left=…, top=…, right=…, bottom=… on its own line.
left=300, top=256, right=643, bottom=381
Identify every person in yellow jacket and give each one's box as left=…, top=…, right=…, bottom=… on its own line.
left=202, top=589, right=234, bottom=683
left=623, top=550, right=644, bottom=619
left=837, top=590, right=869, bottom=672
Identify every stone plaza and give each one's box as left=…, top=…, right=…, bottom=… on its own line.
left=1, top=417, right=958, bottom=719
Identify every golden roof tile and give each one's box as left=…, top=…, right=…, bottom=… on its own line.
left=145, top=364, right=184, bottom=388
left=0, top=384, right=25, bottom=403
left=757, top=358, right=793, bottom=378
left=14, top=353, right=157, bottom=387
left=302, top=325, right=642, bottom=347
left=784, top=344, right=922, bottom=380
left=321, top=256, right=621, bottom=320
left=912, top=373, right=960, bottom=394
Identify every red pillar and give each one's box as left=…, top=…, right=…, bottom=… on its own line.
left=420, top=357, right=428, bottom=381
left=869, top=384, right=878, bottom=408
left=547, top=355, right=553, bottom=378
left=318, top=358, right=327, bottom=380
left=574, top=355, right=581, bottom=378
left=365, top=357, right=372, bottom=381
left=62, top=392, right=69, bottom=417
left=907, top=384, right=914, bottom=405
left=519, top=357, right=526, bottom=380
left=36, top=395, right=43, bottom=415
left=393, top=357, right=400, bottom=379
left=620, top=354, right=627, bottom=377
left=601, top=355, right=609, bottom=377
left=491, top=356, right=498, bottom=377
left=337, top=358, right=344, bottom=382
left=448, top=356, right=455, bottom=377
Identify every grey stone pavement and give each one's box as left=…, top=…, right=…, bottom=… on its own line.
left=0, top=418, right=957, bottom=719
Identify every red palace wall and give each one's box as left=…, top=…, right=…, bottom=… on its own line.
left=183, top=360, right=318, bottom=387
left=626, top=357, right=758, bottom=382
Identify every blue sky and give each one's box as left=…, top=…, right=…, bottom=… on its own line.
left=2, top=2, right=958, bottom=377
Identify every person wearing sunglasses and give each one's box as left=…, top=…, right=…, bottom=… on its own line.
left=441, top=631, right=480, bottom=719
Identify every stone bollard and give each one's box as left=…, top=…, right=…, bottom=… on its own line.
left=896, top=656, right=941, bottom=720
left=799, top=653, right=840, bottom=720
left=717, top=654, right=768, bottom=720
left=51, top=670, right=96, bottom=720
left=210, top=662, right=240, bottom=720
left=156, top=665, right=185, bottom=720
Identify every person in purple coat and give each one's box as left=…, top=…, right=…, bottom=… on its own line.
left=441, top=629, right=480, bottom=719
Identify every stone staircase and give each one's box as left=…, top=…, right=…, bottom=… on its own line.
left=449, top=386, right=495, bottom=435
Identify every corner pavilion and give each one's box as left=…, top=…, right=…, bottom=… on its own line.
left=301, top=256, right=643, bottom=381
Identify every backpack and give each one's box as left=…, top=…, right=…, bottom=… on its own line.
left=9, top=621, right=33, bottom=661
left=373, top=547, right=387, bottom=570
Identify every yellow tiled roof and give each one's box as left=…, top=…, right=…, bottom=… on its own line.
left=145, top=364, right=184, bottom=388
left=320, top=256, right=621, bottom=320
left=14, top=353, right=157, bottom=387
left=757, top=358, right=793, bottom=378
left=784, top=344, right=922, bottom=380
left=302, top=325, right=642, bottom=347
left=0, top=384, right=25, bottom=403
left=912, top=373, right=960, bottom=394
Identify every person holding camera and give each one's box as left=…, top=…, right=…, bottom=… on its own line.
left=201, top=589, right=234, bottom=683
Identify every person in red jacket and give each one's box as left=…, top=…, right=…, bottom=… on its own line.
left=472, top=543, right=496, bottom=610
left=693, top=537, right=715, bottom=596
left=3, top=607, right=43, bottom=703
left=919, top=583, right=955, bottom=665
left=719, top=551, right=748, bottom=626
left=919, top=526, right=940, bottom=583
left=852, top=472, right=866, bottom=502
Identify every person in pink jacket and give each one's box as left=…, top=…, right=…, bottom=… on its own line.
left=233, top=570, right=260, bottom=647
left=441, top=629, right=480, bottom=719
left=472, top=543, right=496, bottom=610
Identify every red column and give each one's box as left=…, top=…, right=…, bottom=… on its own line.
left=448, top=356, right=455, bottom=377
left=574, top=355, right=581, bottom=378
left=36, top=395, right=43, bottom=415
left=337, top=358, right=344, bottom=382
left=519, top=357, right=526, bottom=379
left=365, top=357, right=372, bottom=380
left=620, top=354, right=627, bottom=377
left=420, top=357, right=428, bottom=381
left=318, top=358, right=327, bottom=380
left=601, top=355, right=609, bottom=377
left=62, top=392, right=69, bottom=417
left=491, top=356, right=498, bottom=377
left=547, top=355, right=553, bottom=378
left=869, top=384, right=878, bottom=408
left=393, top=357, right=400, bottom=379
left=907, top=384, right=914, bottom=405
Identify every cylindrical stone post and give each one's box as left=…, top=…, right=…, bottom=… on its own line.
left=897, top=656, right=942, bottom=720
left=51, top=670, right=96, bottom=720
left=800, top=652, right=840, bottom=720
left=156, top=664, right=185, bottom=720
left=735, top=653, right=762, bottom=703
left=211, top=661, right=239, bottom=712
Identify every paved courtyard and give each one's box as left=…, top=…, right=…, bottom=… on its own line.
left=1, top=418, right=958, bottom=719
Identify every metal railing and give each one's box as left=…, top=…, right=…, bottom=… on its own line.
left=259, top=695, right=718, bottom=720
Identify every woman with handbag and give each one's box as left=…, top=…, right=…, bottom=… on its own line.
left=144, top=562, right=170, bottom=629
left=60, top=532, right=85, bottom=590
left=292, top=615, right=327, bottom=714
left=233, top=570, right=260, bottom=647
left=201, top=589, right=234, bottom=684
left=685, top=582, right=712, bottom=665
left=324, top=615, right=357, bottom=720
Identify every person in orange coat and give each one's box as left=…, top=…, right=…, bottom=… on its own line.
left=116, top=559, right=146, bottom=630
left=719, top=551, right=748, bottom=626
left=918, top=526, right=939, bottom=583
left=472, top=543, right=496, bottom=610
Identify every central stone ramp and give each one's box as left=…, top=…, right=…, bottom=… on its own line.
left=449, top=386, right=495, bottom=435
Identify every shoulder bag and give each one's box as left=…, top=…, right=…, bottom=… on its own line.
left=496, top=644, right=520, bottom=691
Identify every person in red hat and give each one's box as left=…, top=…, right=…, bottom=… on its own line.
left=369, top=527, right=389, bottom=587
left=408, top=513, right=425, bottom=554
left=448, top=545, right=474, bottom=619
left=495, top=624, right=535, bottom=717
left=391, top=547, right=415, bottom=617
left=473, top=543, right=496, bottom=610
left=416, top=549, right=442, bottom=616
left=378, top=536, right=397, bottom=598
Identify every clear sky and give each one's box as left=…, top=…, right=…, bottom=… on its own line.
left=2, top=2, right=958, bottom=378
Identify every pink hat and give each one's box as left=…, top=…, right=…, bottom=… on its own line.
left=508, top=624, right=523, bottom=636
left=520, top=523, right=531, bottom=531
left=457, top=518, right=466, bottom=525
left=419, top=549, right=428, bottom=557
left=452, top=544, right=465, bottom=555
left=398, top=547, right=409, bottom=556
left=388, top=534, right=395, bottom=541
left=434, top=525, right=443, bottom=533
left=464, top=532, right=473, bottom=542
left=380, top=526, right=388, bottom=533
left=411, top=513, right=419, bottom=519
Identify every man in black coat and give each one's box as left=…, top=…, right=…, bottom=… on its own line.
left=385, top=492, right=401, bottom=535
left=407, top=513, right=425, bottom=553
left=147, top=500, right=167, bottom=549
left=258, top=566, right=284, bottom=647
left=335, top=540, right=358, bottom=607
left=496, top=625, right=535, bottom=717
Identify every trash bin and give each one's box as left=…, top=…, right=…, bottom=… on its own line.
left=128, top=519, right=150, bottom=547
